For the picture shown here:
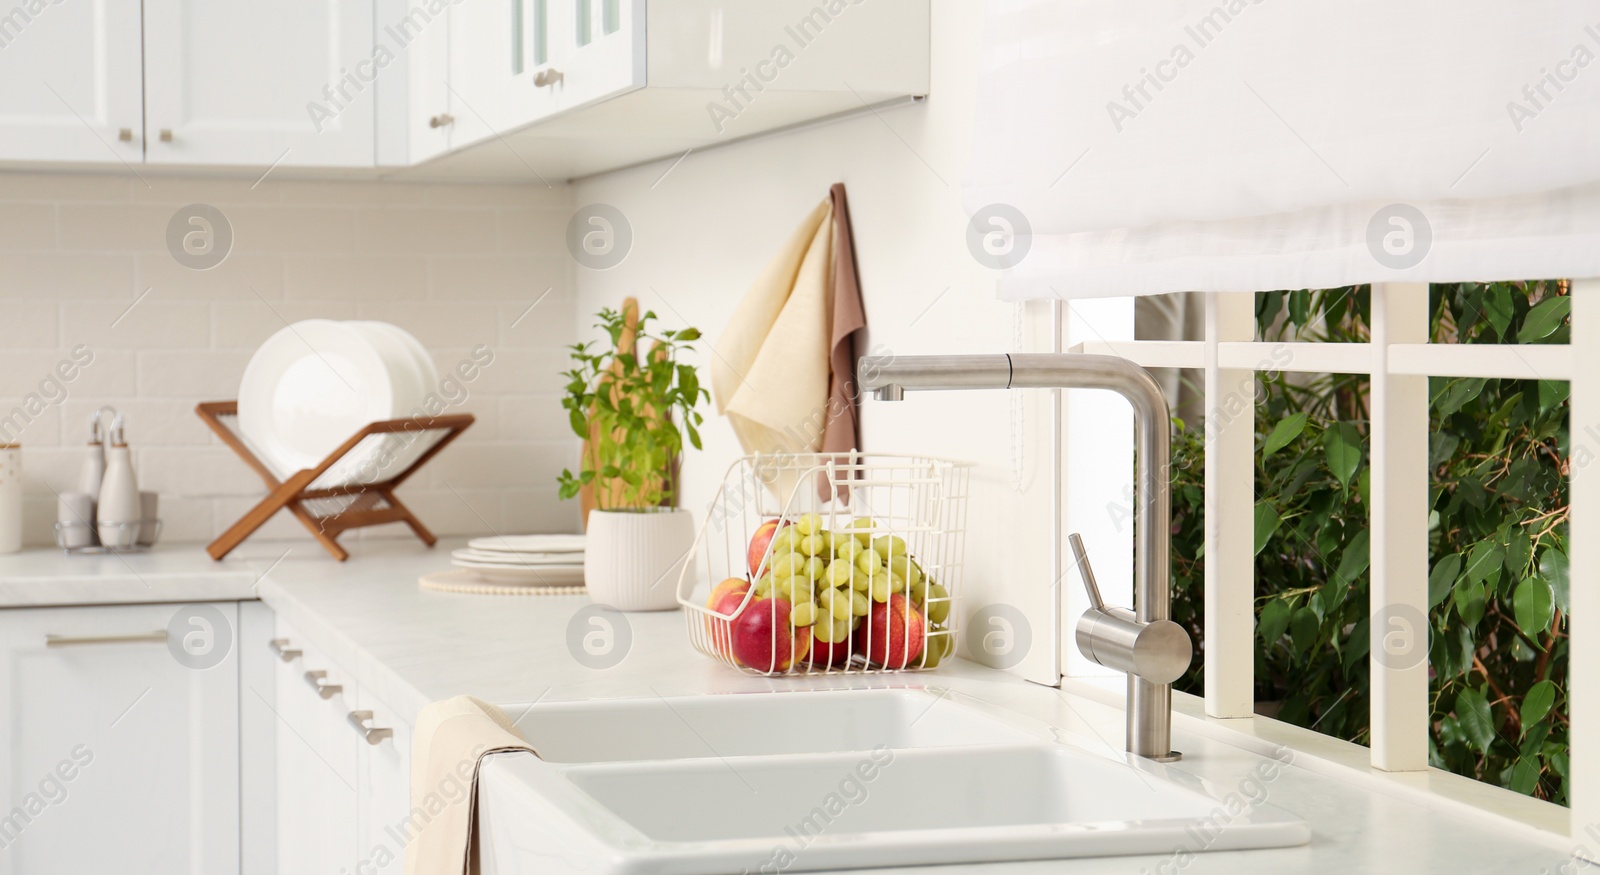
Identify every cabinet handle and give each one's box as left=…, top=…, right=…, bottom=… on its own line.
left=534, top=68, right=564, bottom=87
left=268, top=638, right=301, bottom=662
left=429, top=113, right=454, bottom=129
left=45, top=631, right=166, bottom=647
left=347, top=711, right=393, bottom=745
left=159, top=129, right=173, bottom=143
left=304, top=670, right=343, bottom=700
left=118, top=128, right=133, bottom=142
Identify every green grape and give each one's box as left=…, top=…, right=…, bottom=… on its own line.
left=849, top=517, right=877, bottom=546
left=849, top=564, right=874, bottom=592
left=753, top=574, right=774, bottom=598
left=818, top=531, right=837, bottom=553
left=834, top=538, right=864, bottom=563
left=794, top=512, right=824, bottom=536
left=868, top=576, right=893, bottom=603
left=770, top=551, right=807, bottom=579
left=773, top=526, right=804, bottom=552
left=800, top=556, right=827, bottom=581
left=909, top=576, right=929, bottom=603
left=887, top=572, right=906, bottom=594
left=854, top=547, right=884, bottom=574
left=789, top=600, right=818, bottom=627
left=824, top=561, right=854, bottom=589
left=925, top=583, right=951, bottom=623
left=786, top=576, right=818, bottom=603
left=850, top=590, right=870, bottom=617
left=814, top=616, right=853, bottom=644
left=872, top=535, right=908, bottom=561
left=818, top=587, right=853, bottom=620
left=797, top=534, right=826, bottom=557
left=889, top=555, right=923, bottom=586
left=919, top=633, right=948, bottom=668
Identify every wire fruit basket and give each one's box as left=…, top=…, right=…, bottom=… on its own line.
left=677, top=452, right=971, bottom=676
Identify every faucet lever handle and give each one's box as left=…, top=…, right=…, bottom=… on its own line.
left=1068, top=533, right=1106, bottom=612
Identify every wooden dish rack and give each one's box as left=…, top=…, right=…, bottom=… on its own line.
left=196, top=401, right=473, bottom=561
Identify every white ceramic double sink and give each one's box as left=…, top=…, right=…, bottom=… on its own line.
left=477, top=688, right=1309, bottom=874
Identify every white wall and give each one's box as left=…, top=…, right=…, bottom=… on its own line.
left=0, top=172, right=579, bottom=546
left=571, top=1, right=1131, bottom=674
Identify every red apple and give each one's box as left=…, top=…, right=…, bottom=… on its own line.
left=745, top=518, right=788, bottom=577
left=705, top=578, right=751, bottom=663
left=806, top=635, right=853, bottom=670
left=731, top=597, right=812, bottom=673
left=864, top=594, right=926, bottom=669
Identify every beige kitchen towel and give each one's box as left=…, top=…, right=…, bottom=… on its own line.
left=712, top=186, right=867, bottom=502
left=405, top=696, right=536, bottom=875
left=820, top=183, right=867, bottom=500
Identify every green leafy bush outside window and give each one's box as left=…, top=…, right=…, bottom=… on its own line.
left=1168, top=281, right=1571, bottom=803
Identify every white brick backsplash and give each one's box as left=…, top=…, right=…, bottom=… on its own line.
left=137, top=350, right=255, bottom=397
left=0, top=203, right=57, bottom=249
left=0, top=300, right=58, bottom=349
left=283, top=254, right=429, bottom=300
left=211, top=300, right=361, bottom=349
left=0, top=400, right=62, bottom=446
left=136, top=253, right=285, bottom=301
left=63, top=300, right=211, bottom=350
left=0, top=253, right=135, bottom=298
left=0, top=170, right=577, bottom=547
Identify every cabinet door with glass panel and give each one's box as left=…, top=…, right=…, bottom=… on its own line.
left=449, top=0, right=644, bottom=151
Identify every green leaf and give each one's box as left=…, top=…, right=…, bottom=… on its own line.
left=1289, top=606, right=1319, bottom=656
left=1483, top=284, right=1514, bottom=336
left=1253, top=501, right=1282, bottom=556
left=1431, top=378, right=1486, bottom=417
left=1504, top=532, right=1532, bottom=577
left=1463, top=540, right=1505, bottom=587
left=1261, top=412, right=1308, bottom=457
left=1508, top=757, right=1542, bottom=795
left=1288, top=289, right=1310, bottom=326
left=1455, top=687, right=1496, bottom=753
left=1519, top=295, right=1570, bottom=342
left=1428, top=553, right=1462, bottom=608
left=1258, top=598, right=1292, bottom=645
left=1324, top=422, right=1362, bottom=487
left=1521, top=681, right=1558, bottom=732
left=1453, top=576, right=1486, bottom=627
left=1541, top=548, right=1570, bottom=614
left=1537, top=379, right=1570, bottom=415
left=1513, top=577, right=1556, bottom=634
left=1334, top=528, right=1370, bottom=584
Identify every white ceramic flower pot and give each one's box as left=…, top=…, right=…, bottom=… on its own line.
left=583, top=508, right=694, bottom=611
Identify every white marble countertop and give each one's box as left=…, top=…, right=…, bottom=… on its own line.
left=3, top=538, right=1582, bottom=873
left=0, top=543, right=262, bottom=607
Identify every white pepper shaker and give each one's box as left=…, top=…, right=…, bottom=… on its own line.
left=97, top=416, right=140, bottom=549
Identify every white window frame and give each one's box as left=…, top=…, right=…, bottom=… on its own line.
left=1059, top=280, right=1598, bottom=848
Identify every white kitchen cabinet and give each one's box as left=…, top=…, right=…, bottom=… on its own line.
left=0, top=0, right=144, bottom=163
left=0, top=603, right=239, bottom=874
left=446, top=0, right=644, bottom=154
left=267, top=615, right=361, bottom=875
left=356, top=686, right=413, bottom=870
left=142, top=0, right=376, bottom=167
left=377, top=0, right=456, bottom=165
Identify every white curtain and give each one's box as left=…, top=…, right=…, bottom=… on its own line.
left=965, top=0, right=1600, bottom=298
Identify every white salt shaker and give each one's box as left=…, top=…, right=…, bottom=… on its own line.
left=0, top=443, right=20, bottom=554
left=97, top=417, right=141, bottom=550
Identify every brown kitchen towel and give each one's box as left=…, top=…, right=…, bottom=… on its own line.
left=820, top=182, right=867, bottom=500
left=404, top=696, right=537, bottom=875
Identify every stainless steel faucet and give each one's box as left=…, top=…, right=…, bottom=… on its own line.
left=858, top=353, right=1193, bottom=761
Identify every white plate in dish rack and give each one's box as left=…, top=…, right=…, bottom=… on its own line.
left=451, top=560, right=586, bottom=585
left=239, top=320, right=397, bottom=476
left=467, top=535, right=586, bottom=554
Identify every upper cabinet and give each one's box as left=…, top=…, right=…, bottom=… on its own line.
left=142, top=0, right=376, bottom=167
left=0, top=0, right=928, bottom=178
left=0, top=0, right=143, bottom=163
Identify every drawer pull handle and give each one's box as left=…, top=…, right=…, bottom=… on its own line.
left=45, top=631, right=166, bottom=647
left=304, top=670, right=343, bottom=700
left=268, top=638, right=301, bottom=662
left=534, top=67, right=563, bottom=87
left=347, top=711, right=393, bottom=745
left=428, top=113, right=454, bottom=128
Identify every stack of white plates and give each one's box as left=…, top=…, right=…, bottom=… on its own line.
left=238, top=320, right=440, bottom=483
left=452, top=535, right=586, bottom=586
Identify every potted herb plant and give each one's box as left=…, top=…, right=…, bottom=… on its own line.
left=559, top=306, right=708, bottom=610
